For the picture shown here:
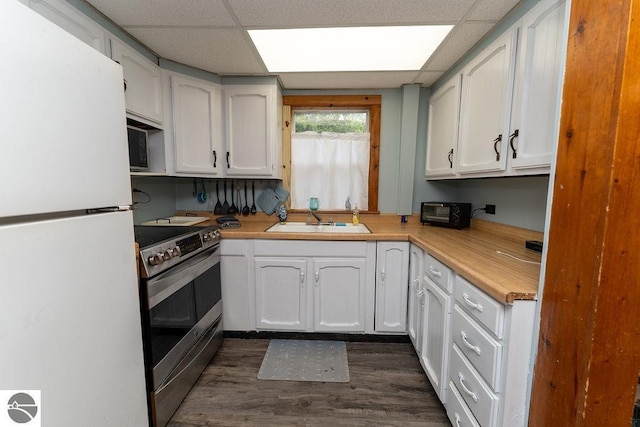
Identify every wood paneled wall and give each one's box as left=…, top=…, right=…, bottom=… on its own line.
left=529, top=0, right=640, bottom=425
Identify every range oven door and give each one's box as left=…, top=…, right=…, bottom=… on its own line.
left=144, top=246, right=222, bottom=389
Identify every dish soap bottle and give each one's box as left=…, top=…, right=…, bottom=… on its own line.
left=352, top=204, right=360, bottom=225
left=345, top=197, right=351, bottom=211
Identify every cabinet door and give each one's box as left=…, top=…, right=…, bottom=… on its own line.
left=171, top=74, right=222, bottom=175
left=457, top=29, right=517, bottom=174
left=220, top=240, right=250, bottom=331
left=223, top=85, right=276, bottom=176
left=407, top=244, right=424, bottom=350
left=425, top=75, right=461, bottom=178
left=375, top=242, right=409, bottom=333
left=421, top=278, right=453, bottom=403
left=110, top=38, right=163, bottom=125
left=509, top=0, right=566, bottom=170
left=254, top=258, right=306, bottom=331
left=29, top=0, right=107, bottom=54
left=313, top=258, right=366, bottom=332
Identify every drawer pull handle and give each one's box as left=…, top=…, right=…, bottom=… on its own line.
left=454, top=413, right=462, bottom=427
left=462, top=293, right=483, bottom=312
left=458, top=372, right=479, bottom=403
left=461, top=331, right=481, bottom=356
left=429, top=266, right=442, bottom=278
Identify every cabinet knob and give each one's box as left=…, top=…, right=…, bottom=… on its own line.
left=315, top=270, right=319, bottom=285
left=380, top=269, right=386, bottom=283
left=300, top=271, right=305, bottom=286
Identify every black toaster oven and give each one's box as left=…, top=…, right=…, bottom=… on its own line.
left=420, top=202, right=472, bottom=229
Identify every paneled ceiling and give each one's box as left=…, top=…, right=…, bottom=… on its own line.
left=84, top=0, right=521, bottom=89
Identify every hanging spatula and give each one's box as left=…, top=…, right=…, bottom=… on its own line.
left=222, top=180, right=229, bottom=214
left=242, top=180, right=250, bottom=216
left=228, top=179, right=238, bottom=214
left=214, top=180, right=222, bottom=215
left=250, top=180, right=257, bottom=215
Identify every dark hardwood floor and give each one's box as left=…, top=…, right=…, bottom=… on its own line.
left=169, top=338, right=451, bottom=426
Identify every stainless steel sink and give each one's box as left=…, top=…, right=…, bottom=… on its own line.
left=266, top=222, right=371, bottom=234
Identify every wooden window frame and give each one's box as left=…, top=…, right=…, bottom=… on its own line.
left=282, top=95, right=380, bottom=213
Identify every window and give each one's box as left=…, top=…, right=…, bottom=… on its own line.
left=282, top=95, right=380, bottom=212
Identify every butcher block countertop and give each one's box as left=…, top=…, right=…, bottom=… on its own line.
left=177, top=211, right=543, bottom=304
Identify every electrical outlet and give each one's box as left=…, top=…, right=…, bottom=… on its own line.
left=485, top=204, right=496, bottom=214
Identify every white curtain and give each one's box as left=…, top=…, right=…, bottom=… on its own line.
left=291, top=131, right=370, bottom=210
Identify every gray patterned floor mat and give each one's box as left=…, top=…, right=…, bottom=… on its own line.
left=257, top=339, right=350, bottom=382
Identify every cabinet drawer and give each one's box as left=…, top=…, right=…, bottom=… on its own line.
left=447, top=381, right=481, bottom=427
left=452, top=305, right=502, bottom=391
left=450, top=344, right=500, bottom=427
left=455, top=275, right=504, bottom=338
left=424, top=253, right=453, bottom=293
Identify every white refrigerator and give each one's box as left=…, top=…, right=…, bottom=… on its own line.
left=0, top=2, right=149, bottom=426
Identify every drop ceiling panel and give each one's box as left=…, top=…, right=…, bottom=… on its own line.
left=126, top=28, right=266, bottom=75
left=278, top=71, right=421, bottom=90
left=466, top=0, right=520, bottom=20
left=87, top=0, right=235, bottom=26
left=82, top=0, right=524, bottom=89
left=424, top=21, right=496, bottom=71
left=228, top=0, right=477, bottom=27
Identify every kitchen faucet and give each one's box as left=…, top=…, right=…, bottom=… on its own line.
left=307, top=210, right=334, bottom=225
left=309, top=209, right=323, bottom=225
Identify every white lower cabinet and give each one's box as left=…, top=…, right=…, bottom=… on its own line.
left=220, top=239, right=251, bottom=331
left=420, top=253, right=454, bottom=403
left=253, top=240, right=376, bottom=333
left=445, top=275, right=536, bottom=427
left=254, top=258, right=307, bottom=331
left=313, top=258, right=367, bottom=332
left=422, top=277, right=453, bottom=402
left=407, top=244, right=425, bottom=350
left=375, top=242, right=409, bottom=332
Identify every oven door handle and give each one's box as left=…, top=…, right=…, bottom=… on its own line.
left=147, top=247, right=220, bottom=308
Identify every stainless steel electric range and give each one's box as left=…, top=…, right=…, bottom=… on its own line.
left=135, top=225, right=223, bottom=427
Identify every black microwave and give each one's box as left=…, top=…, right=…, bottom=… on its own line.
left=421, top=202, right=472, bottom=229
left=127, top=125, right=149, bottom=172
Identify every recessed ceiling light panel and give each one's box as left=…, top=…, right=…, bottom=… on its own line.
left=248, top=25, right=453, bottom=72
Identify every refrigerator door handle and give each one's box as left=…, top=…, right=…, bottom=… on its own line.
left=87, top=205, right=132, bottom=213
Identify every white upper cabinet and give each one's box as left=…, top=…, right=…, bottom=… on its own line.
left=425, top=75, right=461, bottom=178
left=508, top=0, right=567, bottom=172
left=426, top=0, right=566, bottom=180
left=170, top=74, right=223, bottom=175
left=110, top=38, right=163, bottom=126
left=223, top=84, right=282, bottom=177
left=457, top=29, right=517, bottom=174
left=28, top=0, right=107, bottom=54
